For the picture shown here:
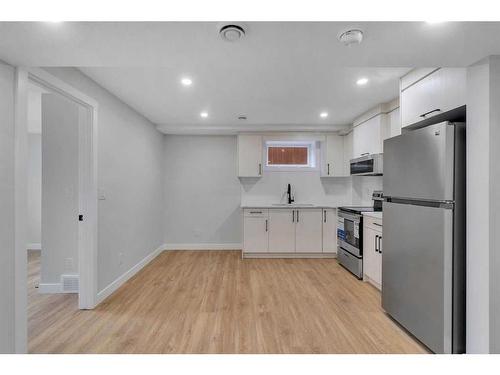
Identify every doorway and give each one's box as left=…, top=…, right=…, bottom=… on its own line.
left=14, top=68, right=98, bottom=353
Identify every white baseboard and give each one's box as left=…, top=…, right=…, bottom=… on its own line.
left=96, top=244, right=166, bottom=305
left=39, top=283, right=62, bottom=294
left=27, top=243, right=41, bottom=250
left=164, top=243, right=242, bottom=251
left=243, top=252, right=337, bottom=259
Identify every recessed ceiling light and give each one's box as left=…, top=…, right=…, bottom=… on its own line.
left=181, top=77, right=193, bottom=86
left=320, top=112, right=329, bottom=118
left=200, top=112, right=208, bottom=118
left=356, top=78, right=369, bottom=86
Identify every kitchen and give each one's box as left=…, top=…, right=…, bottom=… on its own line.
left=1, top=19, right=499, bottom=361
left=239, top=67, right=466, bottom=354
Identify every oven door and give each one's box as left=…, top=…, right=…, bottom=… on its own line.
left=337, top=211, right=362, bottom=256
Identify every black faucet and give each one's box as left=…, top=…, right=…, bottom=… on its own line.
left=287, top=183, right=295, bottom=204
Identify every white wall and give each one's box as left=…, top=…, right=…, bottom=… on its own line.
left=27, top=134, right=41, bottom=248
left=241, top=171, right=352, bottom=207
left=40, top=94, right=80, bottom=284
left=163, top=135, right=242, bottom=245
left=44, top=68, right=165, bottom=292
left=0, top=61, right=15, bottom=352
left=351, top=176, right=383, bottom=206
left=466, top=56, right=500, bottom=353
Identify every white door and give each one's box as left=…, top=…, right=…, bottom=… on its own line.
left=238, top=135, right=263, bottom=177
left=363, top=226, right=377, bottom=282
left=322, top=209, right=337, bottom=253
left=268, top=209, right=295, bottom=253
left=243, top=216, right=268, bottom=253
left=295, top=209, right=323, bottom=253
left=323, top=135, right=345, bottom=177
left=374, top=233, right=382, bottom=285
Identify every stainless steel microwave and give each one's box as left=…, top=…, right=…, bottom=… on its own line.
left=350, top=153, right=383, bottom=176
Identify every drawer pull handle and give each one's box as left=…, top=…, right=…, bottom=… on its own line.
left=373, top=222, right=382, bottom=227
left=420, top=108, right=441, bottom=118
left=250, top=211, right=262, bottom=214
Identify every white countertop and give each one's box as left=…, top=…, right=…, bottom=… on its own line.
left=362, top=211, right=383, bottom=220
left=241, top=204, right=338, bottom=209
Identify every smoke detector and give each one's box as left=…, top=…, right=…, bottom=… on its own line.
left=338, top=29, right=364, bottom=46
left=219, top=24, right=246, bottom=42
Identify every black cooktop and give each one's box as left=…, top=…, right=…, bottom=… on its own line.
left=338, top=206, right=381, bottom=214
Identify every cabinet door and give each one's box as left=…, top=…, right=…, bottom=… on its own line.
left=401, top=68, right=466, bottom=128
left=322, top=209, right=337, bottom=253
left=374, top=234, right=382, bottom=286
left=363, top=226, right=377, bottom=282
left=268, top=209, right=296, bottom=253
left=352, top=115, right=383, bottom=158
left=343, top=132, right=353, bottom=175
left=238, top=135, right=263, bottom=177
left=295, top=209, right=323, bottom=253
left=243, top=216, right=268, bottom=253
left=323, top=134, right=345, bottom=177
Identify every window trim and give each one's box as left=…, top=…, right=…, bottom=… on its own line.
left=264, top=140, right=318, bottom=171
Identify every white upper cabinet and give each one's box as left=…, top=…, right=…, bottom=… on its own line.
left=352, top=114, right=385, bottom=158
left=295, top=209, right=323, bottom=253
left=237, top=135, right=263, bottom=177
left=321, top=134, right=348, bottom=177
left=400, top=68, right=466, bottom=128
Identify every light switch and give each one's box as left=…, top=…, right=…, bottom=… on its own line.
left=98, top=189, right=106, bottom=200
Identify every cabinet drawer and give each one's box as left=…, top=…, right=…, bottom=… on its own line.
left=363, top=216, right=383, bottom=231
left=243, top=209, right=268, bottom=217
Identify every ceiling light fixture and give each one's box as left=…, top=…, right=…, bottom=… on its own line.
left=356, top=77, right=369, bottom=86
left=200, top=112, right=208, bottom=118
left=181, top=77, right=193, bottom=86
left=320, top=112, right=329, bottom=118
left=338, top=29, right=364, bottom=47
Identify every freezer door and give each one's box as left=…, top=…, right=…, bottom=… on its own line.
left=382, top=201, right=453, bottom=354
left=383, top=122, right=455, bottom=201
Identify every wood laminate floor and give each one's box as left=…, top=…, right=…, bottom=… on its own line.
left=28, top=250, right=428, bottom=353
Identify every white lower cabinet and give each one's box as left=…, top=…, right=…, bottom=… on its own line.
left=268, top=209, right=296, bottom=253
left=363, top=216, right=383, bottom=289
left=243, top=209, right=268, bottom=253
left=243, top=207, right=333, bottom=255
left=295, top=209, right=323, bottom=253
left=322, top=209, right=337, bottom=253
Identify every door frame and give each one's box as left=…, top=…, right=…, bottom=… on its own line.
left=14, top=67, right=99, bottom=353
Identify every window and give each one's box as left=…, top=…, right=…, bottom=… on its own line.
left=265, top=141, right=317, bottom=170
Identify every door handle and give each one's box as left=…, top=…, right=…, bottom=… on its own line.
left=378, top=236, right=382, bottom=254
left=258, top=163, right=262, bottom=175
left=292, top=210, right=295, bottom=222
left=324, top=210, right=326, bottom=223
left=420, top=108, right=441, bottom=118
left=265, top=219, right=268, bottom=232
left=327, top=163, right=330, bottom=175
left=375, top=235, right=378, bottom=253
left=296, top=210, right=299, bottom=222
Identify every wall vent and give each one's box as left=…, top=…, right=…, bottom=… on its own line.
left=61, top=274, right=79, bottom=293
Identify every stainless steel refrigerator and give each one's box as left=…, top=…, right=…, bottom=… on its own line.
left=382, top=121, right=466, bottom=354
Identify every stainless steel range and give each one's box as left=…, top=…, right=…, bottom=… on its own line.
left=337, top=191, right=383, bottom=278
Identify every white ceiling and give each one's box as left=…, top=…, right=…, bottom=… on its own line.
left=2, top=22, right=500, bottom=132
